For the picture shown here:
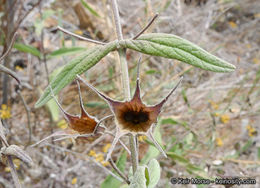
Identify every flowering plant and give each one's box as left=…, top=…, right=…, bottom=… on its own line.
left=34, top=0, right=235, bottom=187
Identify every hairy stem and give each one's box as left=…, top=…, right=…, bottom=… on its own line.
left=7, top=156, right=22, bottom=188
left=109, top=159, right=130, bottom=184
left=17, top=90, right=32, bottom=147
left=0, top=121, right=22, bottom=188
left=57, top=26, right=106, bottom=45
left=118, top=49, right=131, bottom=99
left=110, top=0, right=138, bottom=174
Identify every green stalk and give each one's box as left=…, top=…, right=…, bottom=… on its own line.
left=111, top=0, right=138, bottom=174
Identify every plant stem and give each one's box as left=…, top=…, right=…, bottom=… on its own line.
left=57, top=26, right=106, bottom=45
left=0, top=121, right=22, bottom=188
left=17, top=90, right=32, bottom=148
left=111, top=0, right=123, bottom=41
left=7, top=156, right=22, bottom=188
left=109, top=159, right=130, bottom=184
left=132, top=13, right=158, bottom=40
left=118, top=49, right=131, bottom=99
left=110, top=0, right=138, bottom=174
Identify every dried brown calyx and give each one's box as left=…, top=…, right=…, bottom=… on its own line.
left=31, top=81, right=113, bottom=147
left=77, top=61, right=183, bottom=160
left=52, top=80, right=100, bottom=135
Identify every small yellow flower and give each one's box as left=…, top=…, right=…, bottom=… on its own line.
left=215, top=138, right=223, bottom=147
left=214, top=113, right=220, bottom=117
left=138, top=135, right=147, bottom=142
left=71, top=177, right=77, bottom=185
left=246, top=125, right=257, bottom=137
left=74, top=30, right=83, bottom=35
left=254, top=13, right=260, bottom=18
left=246, top=44, right=252, bottom=49
left=209, top=100, right=219, bottom=110
left=252, top=58, right=259, bottom=64
left=101, top=161, right=109, bottom=167
left=95, top=153, right=104, bottom=162
left=102, top=143, right=111, bottom=153
left=220, top=114, right=230, bottom=124
left=88, top=150, right=96, bottom=157
left=4, top=159, right=21, bottom=172
left=13, top=159, right=21, bottom=170
left=0, top=104, right=11, bottom=119
left=4, top=167, right=11, bottom=172
left=15, top=65, right=24, bottom=71
left=228, top=21, right=237, bottom=29
left=57, top=119, right=68, bottom=129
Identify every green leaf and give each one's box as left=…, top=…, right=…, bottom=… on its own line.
left=120, top=184, right=129, bottom=188
left=167, top=152, right=209, bottom=179
left=145, top=167, right=150, bottom=186
left=160, top=118, right=178, bottom=125
left=101, top=151, right=127, bottom=188
left=129, top=166, right=147, bottom=188
left=85, top=101, right=108, bottom=109
left=145, top=69, right=160, bottom=75
left=35, top=41, right=117, bottom=108
left=181, top=88, right=190, bottom=107
left=167, top=152, right=190, bottom=164
left=80, top=0, right=101, bottom=18
left=160, top=118, right=189, bottom=129
left=120, top=33, right=236, bottom=72
left=44, top=67, right=64, bottom=122
left=258, top=147, right=260, bottom=160
left=48, top=47, right=86, bottom=58
left=14, top=43, right=41, bottom=58
left=147, top=159, right=160, bottom=188
left=45, top=95, right=60, bottom=122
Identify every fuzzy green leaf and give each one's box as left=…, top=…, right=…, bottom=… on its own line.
left=129, top=166, right=147, bottom=188
left=35, top=41, right=117, bottom=108
left=120, top=33, right=236, bottom=72
left=147, top=159, right=160, bottom=188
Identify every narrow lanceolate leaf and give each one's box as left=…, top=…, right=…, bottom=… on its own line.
left=80, top=0, right=101, bottom=18
left=48, top=47, right=86, bottom=58
left=35, top=41, right=117, bottom=108
left=14, top=43, right=41, bottom=58
left=120, top=33, right=236, bottom=72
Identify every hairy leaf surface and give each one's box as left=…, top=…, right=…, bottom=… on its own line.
left=35, top=41, right=117, bottom=107
left=120, top=33, right=236, bottom=72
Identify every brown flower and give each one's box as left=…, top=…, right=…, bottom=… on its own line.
left=32, top=81, right=113, bottom=147
left=52, top=80, right=99, bottom=135
left=77, top=64, right=182, bottom=160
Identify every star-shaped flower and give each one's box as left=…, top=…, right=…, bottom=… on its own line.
left=32, top=80, right=106, bottom=146
left=52, top=80, right=100, bottom=135
left=77, top=63, right=182, bottom=160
